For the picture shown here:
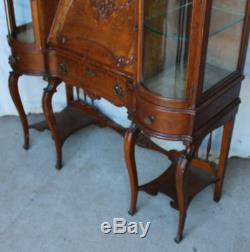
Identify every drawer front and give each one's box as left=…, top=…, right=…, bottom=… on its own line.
left=136, top=96, right=193, bottom=140
left=48, top=52, right=131, bottom=107
left=80, top=64, right=131, bottom=107
left=48, top=54, right=82, bottom=84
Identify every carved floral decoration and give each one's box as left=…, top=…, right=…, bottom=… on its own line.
left=90, top=0, right=133, bottom=21
left=89, top=0, right=135, bottom=67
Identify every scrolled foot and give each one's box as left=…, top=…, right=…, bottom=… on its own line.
left=55, top=161, right=63, bottom=170
left=128, top=207, right=136, bottom=216
left=23, top=143, right=30, bottom=150
left=174, top=234, right=183, bottom=244
left=213, top=194, right=221, bottom=203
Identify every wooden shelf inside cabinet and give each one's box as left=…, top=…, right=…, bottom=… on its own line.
left=144, top=3, right=245, bottom=41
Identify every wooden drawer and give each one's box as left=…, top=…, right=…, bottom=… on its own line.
left=80, top=63, right=131, bottom=107
left=47, top=52, right=131, bottom=107
left=48, top=54, right=82, bottom=84
left=136, top=95, right=193, bottom=140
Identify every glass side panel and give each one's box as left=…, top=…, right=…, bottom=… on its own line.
left=142, top=0, right=193, bottom=99
left=12, top=0, right=34, bottom=43
left=203, top=0, right=247, bottom=92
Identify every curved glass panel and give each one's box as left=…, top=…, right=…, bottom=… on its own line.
left=142, top=0, right=193, bottom=100
left=5, top=0, right=34, bottom=43
left=203, top=0, right=247, bottom=92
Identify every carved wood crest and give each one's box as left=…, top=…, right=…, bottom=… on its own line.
left=90, top=0, right=133, bottom=21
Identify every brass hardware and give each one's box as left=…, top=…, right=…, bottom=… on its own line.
left=144, top=115, right=155, bottom=125
left=8, top=55, right=20, bottom=67
left=113, top=84, right=123, bottom=97
left=59, top=61, right=68, bottom=73
left=85, top=69, right=96, bottom=77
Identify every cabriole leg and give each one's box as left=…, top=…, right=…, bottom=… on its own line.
left=42, top=78, right=63, bottom=170
left=175, top=144, right=195, bottom=243
left=124, top=125, right=140, bottom=216
left=214, top=118, right=235, bottom=202
left=8, top=71, right=30, bottom=150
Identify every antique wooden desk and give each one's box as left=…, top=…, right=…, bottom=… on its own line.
left=4, top=0, right=250, bottom=243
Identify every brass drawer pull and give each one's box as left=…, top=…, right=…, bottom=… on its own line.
left=144, top=115, right=155, bottom=125
left=85, top=69, right=96, bottom=77
left=113, top=84, right=123, bottom=97
left=59, top=61, right=68, bottom=73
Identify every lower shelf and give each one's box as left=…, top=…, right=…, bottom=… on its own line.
left=30, top=106, right=96, bottom=144
left=139, top=162, right=219, bottom=209
left=29, top=101, right=171, bottom=155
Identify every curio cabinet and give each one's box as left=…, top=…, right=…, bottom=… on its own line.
left=4, top=0, right=250, bottom=243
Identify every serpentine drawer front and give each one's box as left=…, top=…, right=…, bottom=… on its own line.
left=136, top=96, right=193, bottom=139
left=48, top=52, right=131, bottom=107
left=80, top=63, right=131, bottom=108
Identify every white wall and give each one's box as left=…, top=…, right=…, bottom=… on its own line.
left=0, top=2, right=249, bottom=158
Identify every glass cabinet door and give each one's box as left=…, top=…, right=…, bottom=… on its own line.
left=4, top=0, right=34, bottom=43
left=142, top=0, right=193, bottom=100
left=203, top=0, right=247, bottom=92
